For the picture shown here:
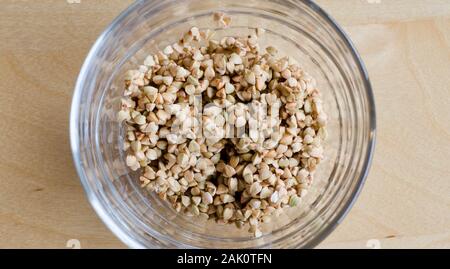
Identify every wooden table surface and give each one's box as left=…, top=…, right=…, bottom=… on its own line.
left=0, top=0, right=449, bottom=249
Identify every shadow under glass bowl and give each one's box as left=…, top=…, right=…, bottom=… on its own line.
left=70, top=0, right=376, bottom=248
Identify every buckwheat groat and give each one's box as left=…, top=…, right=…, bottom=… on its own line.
left=118, top=22, right=327, bottom=237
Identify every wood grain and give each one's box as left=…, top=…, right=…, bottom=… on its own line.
left=0, top=0, right=449, bottom=249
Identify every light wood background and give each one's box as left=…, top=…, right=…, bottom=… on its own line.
left=0, top=0, right=449, bottom=249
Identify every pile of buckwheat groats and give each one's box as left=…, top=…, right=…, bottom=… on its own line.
left=117, top=14, right=327, bottom=237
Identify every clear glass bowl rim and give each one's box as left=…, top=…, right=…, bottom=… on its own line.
left=70, top=0, right=376, bottom=248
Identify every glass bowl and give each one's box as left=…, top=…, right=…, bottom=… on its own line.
left=70, top=0, right=376, bottom=248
